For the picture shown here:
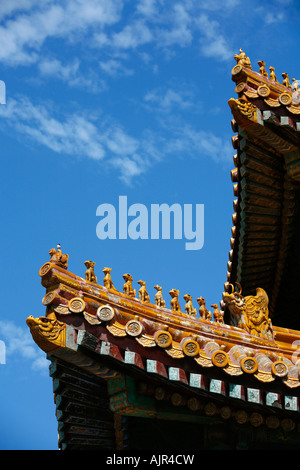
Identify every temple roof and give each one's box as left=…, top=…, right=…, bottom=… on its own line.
left=225, top=50, right=300, bottom=329
left=27, top=250, right=300, bottom=448
left=26, top=51, right=300, bottom=450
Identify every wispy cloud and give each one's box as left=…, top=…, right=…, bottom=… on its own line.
left=0, top=95, right=154, bottom=184
left=0, top=320, right=49, bottom=373
left=0, top=0, right=123, bottom=66
left=196, top=14, right=234, bottom=61
left=0, top=92, right=231, bottom=185
left=0, top=0, right=240, bottom=74
left=144, top=87, right=197, bottom=112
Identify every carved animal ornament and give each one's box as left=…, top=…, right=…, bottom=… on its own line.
left=223, top=284, right=274, bottom=340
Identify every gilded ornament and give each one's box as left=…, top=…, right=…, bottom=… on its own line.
left=234, top=49, right=252, bottom=69
left=42, top=291, right=57, bottom=306
left=169, top=289, right=181, bottom=313
left=68, top=297, right=86, bottom=313
left=154, top=285, right=166, bottom=307
left=154, top=330, right=173, bottom=348
left=258, top=60, right=268, bottom=77
left=106, top=321, right=127, bottom=337
left=138, top=280, right=150, bottom=302
left=287, top=105, right=300, bottom=114
left=97, top=304, right=115, bottom=321
left=83, top=311, right=101, bottom=325
left=54, top=304, right=69, bottom=315
left=257, top=84, right=270, bottom=98
left=235, top=98, right=257, bottom=119
left=195, top=352, right=213, bottom=368
left=125, top=319, right=144, bottom=337
left=84, top=260, right=97, bottom=284
left=279, top=92, right=292, bottom=106
left=197, top=297, right=212, bottom=320
left=264, top=97, right=281, bottom=107
left=39, top=262, right=51, bottom=277
left=292, top=78, right=299, bottom=91
left=254, top=370, right=274, bottom=383
left=165, top=344, right=185, bottom=359
left=136, top=334, right=156, bottom=348
left=181, top=338, right=200, bottom=357
left=240, top=356, right=258, bottom=374
left=282, top=72, right=292, bottom=89
left=223, top=284, right=274, bottom=340
left=235, top=82, right=246, bottom=94
left=211, top=304, right=224, bottom=323
left=48, top=244, right=69, bottom=270
left=183, top=294, right=197, bottom=316
left=26, top=316, right=66, bottom=353
left=123, top=273, right=136, bottom=297
left=244, top=90, right=259, bottom=99
left=103, top=267, right=116, bottom=290
left=271, top=360, right=288, bottom=377
left=212, top=350, right=229, bottom=368
left=269, top=66, right=278, bottom=82
left=223, top=363, right=243, bottom=376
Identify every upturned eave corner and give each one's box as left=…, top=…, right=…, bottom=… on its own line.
left=26, top=243, right=300, bottom=391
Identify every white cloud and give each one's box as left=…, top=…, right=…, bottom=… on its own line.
left=0, top=91, right=231, bottom=187
left=163, top=125, right=232, bottom=164
left=38, top=57, right=102, bottom=90
left=0, top=320, right=49, bottom=373
left=38, top=57, right=80, bottom=80
left=196, top=14, right=234, bottom=61
left=144, top=87, right=196, bottom=112
left=264, top=11, right=285, bottom=24
left=136, top=0, right=158, bottom=17
left=0, top=0, right=123, bottom=66
left=111, top=20, right=153, bottom=50
left=0, top=95, right=154, bottom=184
left=156, top=3, right=193, bottom=49
left=99, top=58, right=133, bottom=76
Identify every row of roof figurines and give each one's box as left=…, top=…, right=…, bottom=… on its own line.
left=48, top=245, right=223, bottom=323
left=234, top=49, right=299, bottom=92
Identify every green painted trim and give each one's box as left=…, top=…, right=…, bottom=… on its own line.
left=107, top=374, right=219, bottom=424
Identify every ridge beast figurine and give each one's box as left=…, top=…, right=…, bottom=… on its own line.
left=223, top=283, right=274, bottom=340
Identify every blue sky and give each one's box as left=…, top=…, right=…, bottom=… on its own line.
left=0, top=0, right=299, bottom=450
